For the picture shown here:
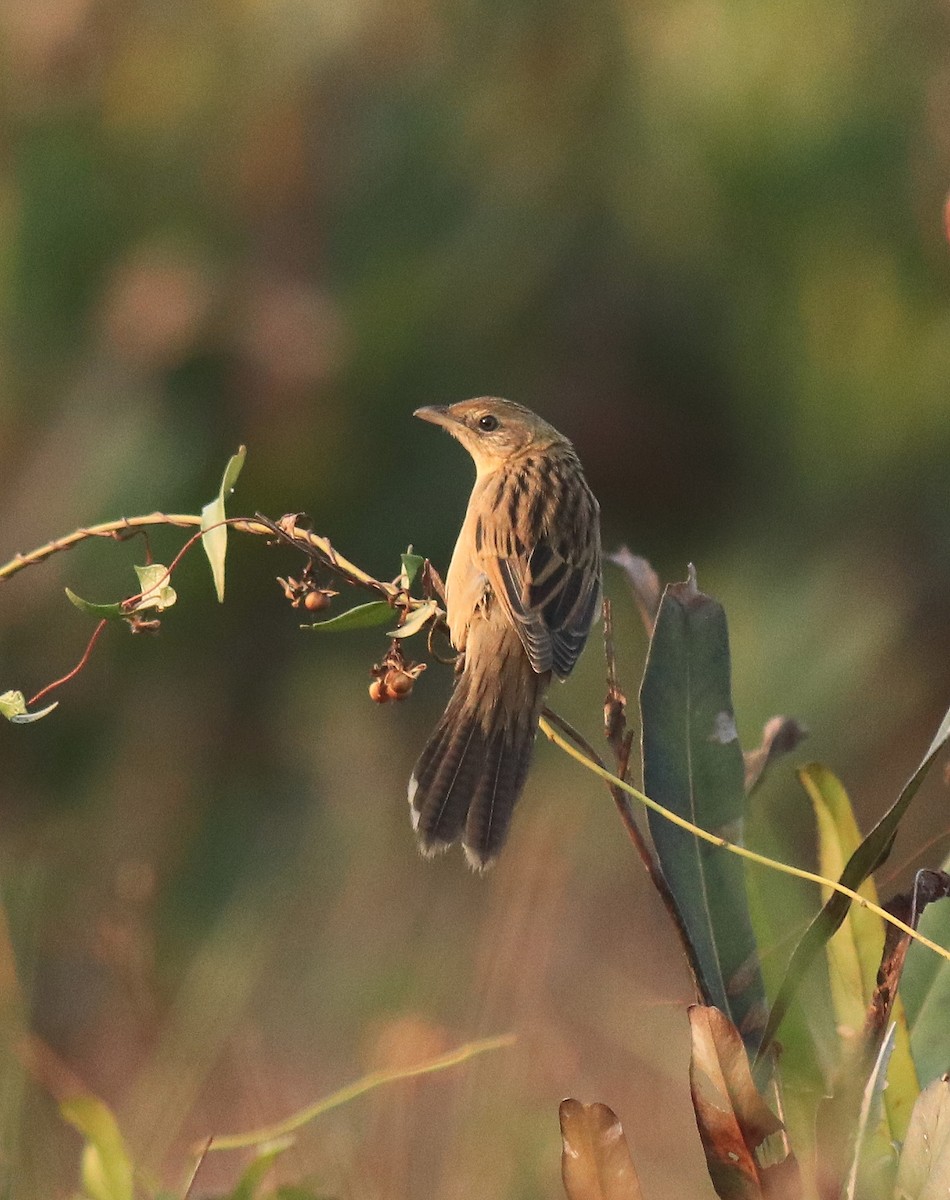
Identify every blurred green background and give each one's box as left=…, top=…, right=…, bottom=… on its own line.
left=1, top=0, right=950, bottom=1195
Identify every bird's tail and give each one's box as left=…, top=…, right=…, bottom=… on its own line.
left=409, top=622, right=547, bottom=869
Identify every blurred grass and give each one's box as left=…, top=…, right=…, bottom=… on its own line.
left=1, top=0, right=950, bottom=1195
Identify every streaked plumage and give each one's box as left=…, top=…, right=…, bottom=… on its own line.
left=409, top=398, right=602, bottom=868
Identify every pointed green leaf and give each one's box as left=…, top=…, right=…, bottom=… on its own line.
left=303, top=601, right=392, bottom=632
left=758, top=702, right=950, bottom=1060
left=61, top=1095, right=134, bottom=1200
left=65, top=588, right=124, bottom=620
left=201, top=446, right=247, bottom=603
left=803, top=764, right=881, bottom=1026
left=0, top=690, right=58, bottom=723
left=640, top=571, right=767, bottom=1051
left=400, top=551, right=425, bottom=590
left=895, top=1076, right=950, bottom=1200
left=389, top=600, right=439, bottom=639
left=801, top=763, right=918, bottom=1140
left=131, top=564, right=176, bottom=612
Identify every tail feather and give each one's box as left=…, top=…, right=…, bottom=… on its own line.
left=462, top=724, right=533, bottom=868
left=409, top=622, right=547, bottom=868
left=417, top=714, right=484, bottom=851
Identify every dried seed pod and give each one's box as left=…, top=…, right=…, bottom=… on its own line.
left=385, top=670, right=414, bottom=699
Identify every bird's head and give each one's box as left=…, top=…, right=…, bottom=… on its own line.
left=414, top=397, right=566, bottom=475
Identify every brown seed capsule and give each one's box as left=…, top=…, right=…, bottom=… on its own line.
left=385, top=670, right=414, bottom=699
left=304, top=590, right=331, bottom=612
left=369, top=679, right=390, bottom=703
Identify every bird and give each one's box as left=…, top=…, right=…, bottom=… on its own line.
left=409, top=397, right=602, bottom=869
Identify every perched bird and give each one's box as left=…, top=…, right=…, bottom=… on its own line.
left=409, top=398, right=602, bottom=869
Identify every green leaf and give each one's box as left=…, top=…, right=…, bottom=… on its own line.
left=132, top=564, right=176, bottom=612
left=803, top=765, right=881, bottom=1024
left=802, top=764, right=919, bottom=1139
left=639, top=571, right=767, bottom=1051
left=60, top=1095, right=134, bottom=1200
left=389, top=600, right=439, bottom=639
left=400, top=551, right=424, bottom=590
left=895, top=1075, right=950, bottom=1200
left=303, top=601, right=392, bottom=633
left=0, top=690, right=58, bottom=723
left=65, top=588, right=124, bottom=620
left=201, top=446, right=247, bottom=603
left=899, top=858, right=950, bottom=1086
left=225, top=1139, right=293, bottom=1200
left=757, top=702, right=950, bottom=1060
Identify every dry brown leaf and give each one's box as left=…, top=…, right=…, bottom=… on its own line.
left=560, top=1098, right=644, bottom=1200
left=743, top=716, right=808, bottom=794
left=607, top=547, right=661, bottom=633
left=689, top=1006, right=800, bottom=1200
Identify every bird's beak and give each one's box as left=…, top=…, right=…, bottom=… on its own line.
left=413, top=405, right=452, bottom=428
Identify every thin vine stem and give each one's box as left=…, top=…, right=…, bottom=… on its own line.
left=28, top=619, right=108, bottom=707
left=0, top=513, right=397, bottom=599
left=538, top=715, right=950, bottom=966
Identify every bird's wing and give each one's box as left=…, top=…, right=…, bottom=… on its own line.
left=477, top=488, right=601, bottom=679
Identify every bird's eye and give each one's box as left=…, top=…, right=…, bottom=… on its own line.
left=477, top=414, right=500, bottom=432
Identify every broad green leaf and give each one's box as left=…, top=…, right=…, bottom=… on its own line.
left=640, top=572, right=767, bottom=1050
left=400, top=551, right=424, bottom=590
left=802, top=763, right=918, bottom=1138
left=757, top=702, right=950, bottom=1060
left=304, top=601, right=392, bottom=633
left=225, top=1139, right=293, bottom=1200
left=896, top=860, right=950, bottom=1086
left=0, top=690, right=58, bottom=723
left=895, top=1076, right=950, bottom=1200
left=132, top=564, right=176, bottom=612
left=60, top=1095, right=134, bottom=1200
left=65, top=588, right=124, bottom=620
left=201, top=446, right=247, bottom=603
left=389, top=600, right=439, bottom=639
left=559, top=1099, right=643, bottom=1200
